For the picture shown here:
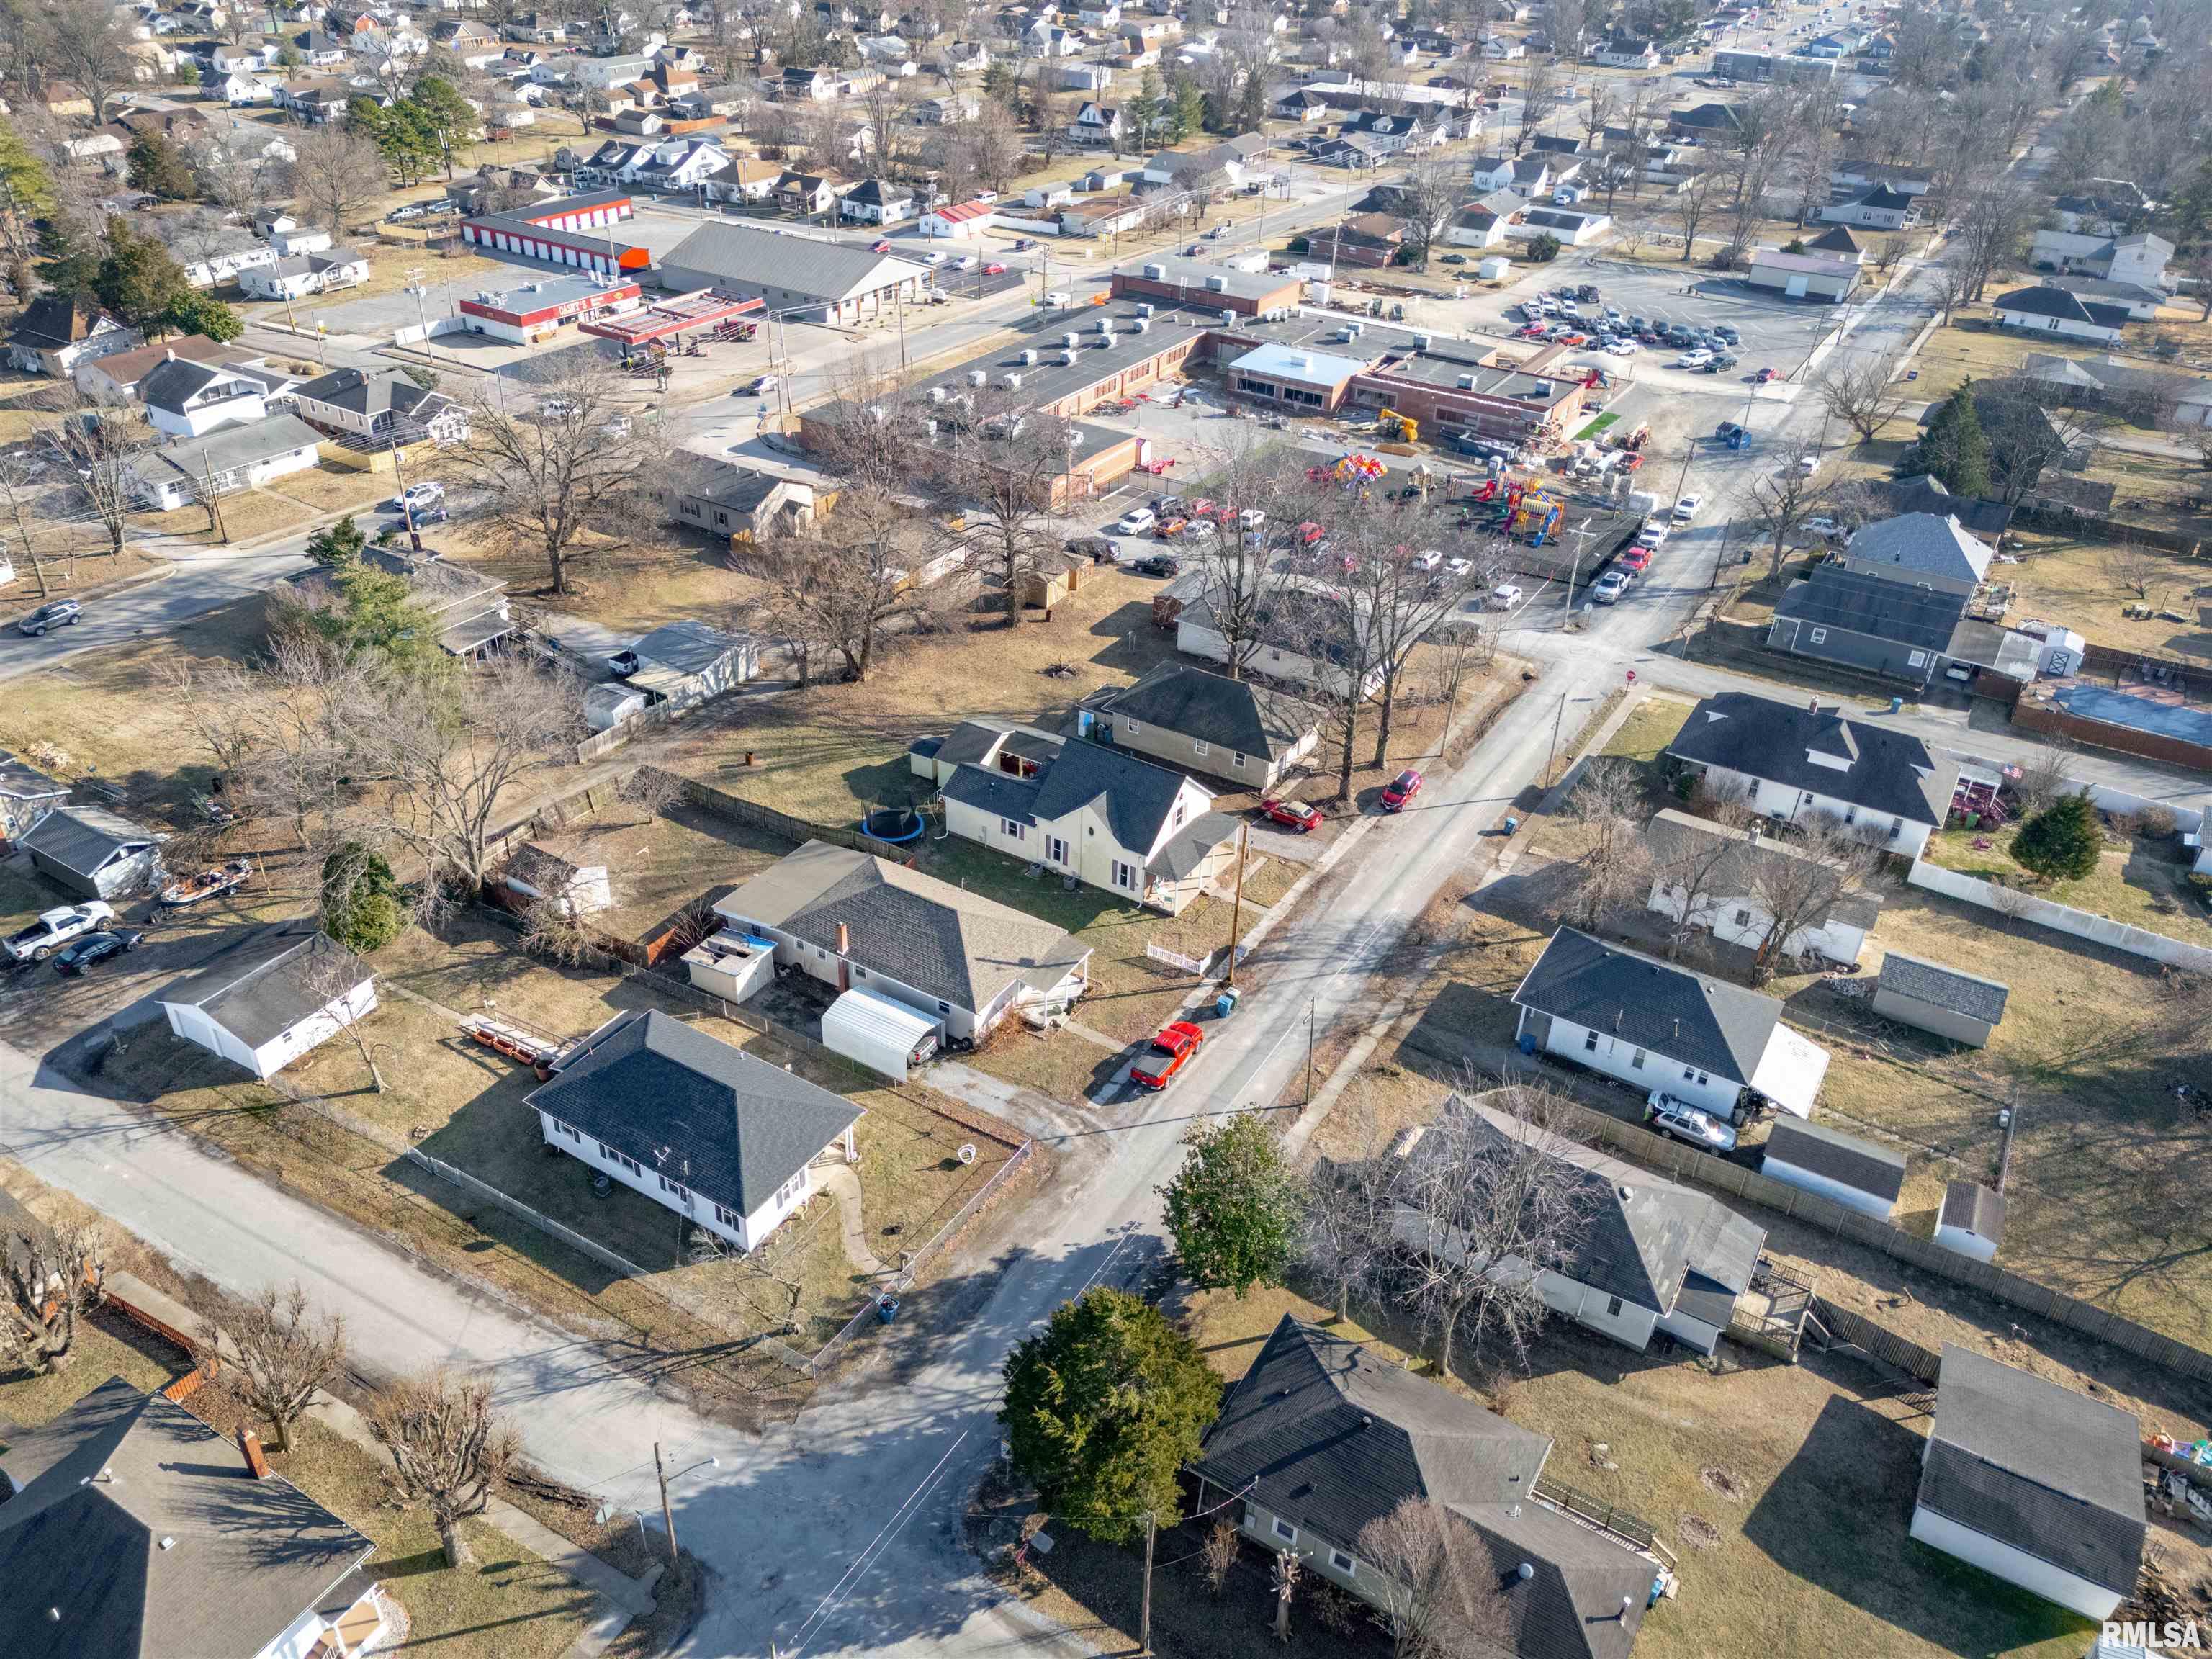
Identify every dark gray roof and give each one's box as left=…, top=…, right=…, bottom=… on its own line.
left=1843, top=512, right=1993, bottom=585
left=1775, top=563, right=1967, bottom=655
left=140, top=414, right=323, bottom=489
left=527, top=1008, right=862, bottom=1216
left=1514, top=927, right=1782, bottom=1087
left=6, top=294, right=119, bottom=349
left=158, top=920, right=372, bottom=1050
left=1147, top=809, right=1238, bottom=880
left=943, top=763, right=1041, bottom=826
left=135, top=356, right=251, bottom=415
left=1918, top=1344, right=2144, bottom=1596
left=934, top=719, right=1064, bottom=771
left=1807, top=222, right=1861, bottom=254
left=0, top=750, right=67, bottom=801
left=1845, top=184, right=1915, bottom=210
left=1664, top=691, right=1951, bottom=827
left=293, top=367, right=442, bottom=420
left=1442, top=1499, right=1655, bottom=1659
left=1940, top=1179, right=2006, bottom=1242
left=714, top=840, right=1089, bottom=1015
left=1867, top=476, right=2014, bottom=541
left=1091, top=661, right=1323, bottom=763
left=19, top=806, right=154, bottom=876
left=1876, top=950, right=2010, bottom=1024
left=1761, top=1117, right=1905, bottom=1202
left=1673, top=1200, right=1766, bottom=1328
left=1030, top=739, right=1199, bottom=854
left=0, top=1375, right=374, bottom=1659
left=1992, top=284, right=2131, bottom=330
left=658, top=220, right=924, bottom=303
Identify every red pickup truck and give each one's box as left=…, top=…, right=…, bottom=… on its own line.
left=1131, top=1022, right=1205, bottom=1089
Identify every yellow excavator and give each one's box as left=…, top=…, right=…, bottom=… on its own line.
left=1378, top=408, right=1420, bottom=442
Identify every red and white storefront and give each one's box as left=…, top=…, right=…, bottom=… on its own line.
left=460, top=191, right=652, bottom=275
left=457, top=274, right=647, bottom=343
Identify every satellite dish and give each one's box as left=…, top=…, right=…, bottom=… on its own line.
left=958, top=1143, right=977, bottom=1165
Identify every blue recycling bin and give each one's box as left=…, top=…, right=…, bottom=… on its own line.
left=1215, top=986, right=1242, bottom=1019
left=876, top=1295, right=900, bottom=1323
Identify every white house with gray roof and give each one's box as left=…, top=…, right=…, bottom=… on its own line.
left=159, top=920, right=377, bottom=1081
left=1394, top=1094, right=1769, bottom=1354
left=713, top=840, right=1090, bottom=1042
left=130, top=413, right=324, bottom=511
left=1084, top=661, right=1323, bottom=788
left=1643, top=809, right=1881, bottom=966
left=915, top=719, right=1236, bottom=914
left=1512, top=927, right=1831, bottom=1120
left=527, top=1007, right=860, bottom=1251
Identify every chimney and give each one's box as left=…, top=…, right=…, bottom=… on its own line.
left=835, top=921, right=849, bottom=956
left=239, top=1427, right=271, bottom=1480
left=164, top=349, right=176, bottom=361
left=1807, top=696, right=1820, bottom=713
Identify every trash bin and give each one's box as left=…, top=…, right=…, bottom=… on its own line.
left=876, top=1295, right=900, bottom=1324
left=1215, top=986, right=1241, bottom=1019
left=1889, top=695, right=1903, bottom=714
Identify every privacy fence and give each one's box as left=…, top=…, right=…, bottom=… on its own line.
left=1906, top=858, right=2212, bottom=973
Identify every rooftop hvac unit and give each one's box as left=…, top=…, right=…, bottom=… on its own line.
left=1134, top=318, right=1149, bottom=333
left=1137, top=302, right=1155, bottom=317
left=1221, top=310, right=1238, bottom=325
left=1349, top=323, right=1363, bottom=337
left=1002, top=372, right=1023, bottom=388
left=1059, top=351, right=1075, bottom=365
left=1204, top=274, right=1228, bottom=292
left=1061, top=331, right=1079, bottom=349
left=1413, top=333, right=1432, bottom=349
left=1336, top=327, right=1357, bottom=343
left=927, top=386, right=948, bottom=404
left=968, top=369, right=988, bottom=386
left=1457, top=374, right=1476, bottom=390
left=1141, top=261, right=1167, bottom=279
left=1020, top=347, right=1038, bottom=364
left=1096, top=316, right=1114, bottom=332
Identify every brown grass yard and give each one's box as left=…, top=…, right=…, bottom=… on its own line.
left=263, top=462, right=391, bottom=516
left=130, top=488, right=314, bottom=549
left=439, top=518, right=771, bottom=627
left=1994, top=529, right=2212, bottom=660
left=1917, top=821, right=2208, bottom=946
left=519, top=799, right=794, bottom=946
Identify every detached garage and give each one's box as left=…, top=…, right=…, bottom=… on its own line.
left=159, top=921, right=376, bottom=1081
left=822, top=987, right=941, bottom=1080
left=1759, top=1117, right=1905, bottom=1220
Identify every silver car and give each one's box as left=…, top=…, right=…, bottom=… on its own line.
left=1645, top=1092, right=1738, bottom=1152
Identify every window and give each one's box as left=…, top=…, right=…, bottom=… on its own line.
left=1734, top=907, right=1751, bottom=927
left=1630, top=1048, right=1645, bottom=1069
left=553, top=1120, right=581, bottom=1143
left=1123, top=717, right=1140, bottom=735
left=1889, top=816, right=1904, bottom=838
left=1172, top=801, right=1185, bottom=828
left=1584, top=1029, right=1599, bottom=1051
left=1272, top=1518, right=1298, bottom=1543
left=1113, top=859, right=1139, bottom=890
left=1328, top=1549, right=1356, bottom=1575
left=1606, top=1295, right=1624, bottom=1317
left=1683, top=1066, right=1696, bottom=1082
left=599, top=1143, right=641, bottom=1177
left=999, top=817, right=1027, bottom=840
left=1232, top=752, right=1246, bottom=770
left=1907, top=649, right=1927, bottom=668
left=1192, top=739, right=1208, bottom=757
left=937, top=1000, right=950, bottom=1014
left=1808, top=627, right=1827, bottom=644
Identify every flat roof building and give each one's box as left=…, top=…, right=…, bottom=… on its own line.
left=457, top=273, right=644, bottom=343
left=459, top=189, right=649, bottom=274
left=655, top=221, right=927, bottom=324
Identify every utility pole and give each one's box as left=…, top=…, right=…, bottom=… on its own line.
left=1545, top=691, right=1568, bottom=789
left=1559, top=521, right=1593, bottom=631
left=1138, top=1510, right=1156, bottom=1659
left=390, top=436, right=421, bottom=552
left=653, top=1442, right=679, bottom=1565
left=1223, top=824, right=1249, bottom=987
left=1305, top=996, right=1316, bottom=1105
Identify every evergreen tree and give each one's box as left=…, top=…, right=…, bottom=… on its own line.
left=307, top=560, right=447, bottom=677
left=1912, top=384, right=1991, bottom=497
left=91, top=220, right=190, bottom=335
left=409, top=77, right=480, bottom=178
left=125, top=131, right=195, bottom=199
left=321, top=842, right=406, bottom=953
left=2012, top=791, right=2102, bottom=883
left=999, top=1288, right=1221, bottom=1545
left=305, top=513, right=367, bottom=567
left=1234, top=67, right=1269, bottom=135
left=1124, top=68, right=1164, bottom=151
left=1159, top=1115, right=1303, bottom=1298
left=163, top=290, right=243, bottom=342
left=1170, top=77, right=1205, bottom=140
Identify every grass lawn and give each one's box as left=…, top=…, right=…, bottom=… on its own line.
left=441, top=517, right=770, bottom=626
left=1599, top=693, right=1693, bottom=765
left=1908, top=312, right=2105, bottom=404
left=265, top=463, right=391, bottom=516
left=523, top=799, right=794, bottom=945
left=0, top=1312, right=177, bottom=1429
left=130, top=489, right=313, bottom=549
left=1997, top=529, right=2212, bottom=660
left=1180, top=1285, right=2091, bottom=1659
left=1917, top=821, right=2208, bottom=945
left=1575, top=411, right=1621, bottom=439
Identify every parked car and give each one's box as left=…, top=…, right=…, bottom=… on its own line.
left=17, top=600, right=82, bottom=637
left=1755, top=366, right=1779, bottom=383
left=983, top=261, right=1006, bottom=275
left=869, top=238, right=892, bottom=253
left=1591, top=569, right=1632, bottom=603
left=1411, top=548, right=1443, bottom=571
left=1619, top=546, right=1653, bottom=572
left=4, top=902, right=117, bottom=963
left=1130, top=553, right=1179, bottom=577
left=1238, top=508, right=1266, bottom=531
left=1487, top=583, right=1524, bottom=611
left=1380, top=768, right=1423, bottom=811
left=1440, top=253, right=1466, bottom=264
left=1802, top=515, right=1847, bottom=541
left=1647, top=1093, right=1738, bottom=1152
left=1672, top=493, right=1704, bottom=521
left=1155, top=515, right=1190, bottom=539
left=952, top=254, right=977, bottom=269
left=1795, top=453, right=1820, bottom=476
left=1065, top=536, right=1118, bottom=563
left=1260, top=797, right=1323, bottom=832
left=1714, top=324, right=1740, bottom=344
left=1131, top=1021, right=1205, bottom=1089
left=1013, top=237, right=1035, bottom=251
left=1116, top=507, right=1157, bottom=535
left=1674, top=350, right=1714, bottom=369
left=51, top=929, right=145, bottom=976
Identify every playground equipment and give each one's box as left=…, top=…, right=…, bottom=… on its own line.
left=1512, top=489, right=1563, bottom=545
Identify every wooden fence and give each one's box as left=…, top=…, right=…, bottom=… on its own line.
left=1808, top=1298, right=1942, bottom=1384
left=1540, top=1097, right=2212, bottom=1388
left=663, top=770, right=917, bottom=863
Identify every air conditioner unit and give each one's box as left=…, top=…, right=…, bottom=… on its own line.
left=1060, top=351, right=1075, bottom=365
left=1457, top=374, right=1476, bottom=390
left=924, top=418, right=938, bottom=434
left=1096, top=317, right=1114, bottom=332
left=1136, top=302, right=1155, bottom=317
left=1062, top=332, right=1080, bottom=349
left=927, top=386, right=948, bottom=403
left=1221, top=310, right=1239, bottom=325
left=1204, top=274, right=1228, bottom=292
left=1020, top=348, right=1038, bottom=364
left=1413, top=333, right=1432, bottom=349
left=1142, top=261, right=1167, bottom=279
left=968, top=369, right=988, bottom=386
left=1135, top=318, right=1149, bottom=333
left=1002, top=372, right=1023, bottom=388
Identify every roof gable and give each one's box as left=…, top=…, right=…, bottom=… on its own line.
left=1092, top=661, right=1323, bottom=760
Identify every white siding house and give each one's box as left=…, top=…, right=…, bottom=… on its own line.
left=159, top=923, right=377, bottom=1082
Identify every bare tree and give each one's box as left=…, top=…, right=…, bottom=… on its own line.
left=1950, top=185, right=2035, bottom=302
left=1747, top=440, right=1830, bottom=577
left=1, top=1220, right=104, bottom=1375
left=1202, top=1519, right=1239, bottom=1596
left=446, top=365, right=652, bottom=595
left=2013, top=734, right=2075, bottom=817
left=2103, top=539, right=2161, bottom=601
left=1814, top=355, right=1910, bottom=443
left=1394, top=148, right=1463, bottom=269
left=927, top=390, right=1075, bottom=622
left=1356, top=1498, right=1513, bottom=1659
left=288, top=122, right=385, bottom=235
left=40, top=408, right=149, bottom=557
left=1390, top=1086, right=1599, bottom=1377
left=745, top=525, right=915, bottom=684
left=1182, top=438, right=1296, bottom=680
left=1650, top=789, right=1755, bottom=958
left=1361, top=534, right=1488, bottom=768
left=367, top=1369, right=520, bottom=1568
left=1670, top=163, right=1717, bottom=261
left=207, top=1282, right=348, bottom=1454
left=1272, top=1549, right=1302, bottom=1643
left=1927, top=261, right=1977, bottom=328
left=1298, top=1151, right=1397, bottom=1323
left=1744, top=814, right=1884, bottom=978
left=1559, top=759, right=1650, bottom=931
left=163, top=634, right=364, bottom=848
left=42, top=4, right=132, bottom=124
left=0, top=444, right=54, bottom=598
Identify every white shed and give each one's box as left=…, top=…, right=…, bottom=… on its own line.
left=1759, top=1118, right=1904, bottom=1220
left=585, top=680, right=649, bottom=732
left=683, top=928, right=778, bottom=1002
left=1933, top=1179, right=2005, bottom=1263
left=1477, top=255, right=1510, bottom=282
left=158, top=922, right=376, bottom=1082
left=822, top=987, right=942, bottom=1079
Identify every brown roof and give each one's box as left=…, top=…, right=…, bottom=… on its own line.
left=80, top=335, right=230, bottom=389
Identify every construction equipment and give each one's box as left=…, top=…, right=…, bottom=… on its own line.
left=1378, top=408, right=1419, bottom=441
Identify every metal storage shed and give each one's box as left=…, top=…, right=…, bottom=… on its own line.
left=822, top=987, right=942, bottom=1080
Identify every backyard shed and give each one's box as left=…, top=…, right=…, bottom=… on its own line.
left=1933, top=1179, right=2005, bottom=1263
left=1758, top=1117, right=1905, bottom=1220
left=585, top=681, right=651, bottom=732
left=158, top=921, right=377, bottom=1081
left=822, top=986, right=942, bottom=1079
left=682, top=928, right=779, bottom=1002
left=19, top=805, right=161, bottom=900
left=1478, top=255, right=1510, bottom=281
left=501, top=842, right=612, bottom=915
left=1871, top=951, right=2010, bottom=1047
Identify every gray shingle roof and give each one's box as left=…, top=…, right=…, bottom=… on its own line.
left=625, top=619, right=750, bottom=676
left=1939, top=1179, right=2005, bottom=1242
left=1843, top=512, right=1993, bottom=586
left=943, top=763, right=1041, bottom=826
left=135, top=356, right=252, bottom=415
left=659, top=220, right=924, bottom=303
left=0, top=1375, right=375, bottom=1659
left=1147, top=809, right=1238, bottom=879
left=1917, top=1344, right=2144, bottom=1596
left=1664, top=691, right=1952, bottom=827
left=1775, top=563, right=1967, bottom=655
left=714, top=840, right=1088, bottom=1015
left=159, top=920, right=373, bottom=1050
left=526, top=1008, right=863, bottom=1215
left=1091, top=662, right=1323, bottom=763
left=1867, top=476, right=2013, bottom=541
left=1993, top=284, right=2131, bottom=330
left=140, top=413, right=322, bottom=490
left=1514, top=927, right=1783, bottom=1087
left=1876, top=950, right=2010, bottom=1025
left=1761, top=1117, right=1905, bottom=1202
left=294, top=367, right=440, bottom=420
left=0, top=750, right=67, bottom=802
left=1030, top=739, right=1200, bottom=855
left=19, top=806, right=154, bottom=878
left=1645, top=810, right=1884, bottom=933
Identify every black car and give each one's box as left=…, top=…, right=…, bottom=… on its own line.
left=1064, top=535, right=1118, bottom=563
left=51, top=930, right=144, bottom=975
left=1131, top=554, right=1179, bottom=577
left=1440, top=253, right=1467, bottom=264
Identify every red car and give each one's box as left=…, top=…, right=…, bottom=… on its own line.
left=1296, top=521, right=1326, bottom=544
left=1380, top=768, right=1424, bottom=811
left=1261, top=797, right=1322, bottom=832
left=1517, top=323, right=1549, bottom=338
left=983, top=261, right=1006, bottom=275
left=1756, top=366, right=1779, bottom=383
left=1131, top=1022, right=1205, bottom=1089
left=1619, top=546, right=1653, bottom=572
left=869, top=239, right=892, bottom=253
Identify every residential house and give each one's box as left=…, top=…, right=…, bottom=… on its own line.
left=238, top=245, right=370, bottom=300
left=1069, top=99, right=1123, bottom=145
left=1992, top=284, right=2129, bottom=343
left=2029, top=228, right=2172, bottom=287
left=160, top=920, right=379, bottom=1080
left=781, top=65, right=840, bottom=99
left=289, top=28, right=347, bottom=63
left=137, top=355, right=269, bottom=439
left=1910, top=1345, right=2145, bottom=1619
left=1338, top=110, right=1438, bottom=154
left=1466, top=152, right=1518, bottom=191
left=1190, top=1314, right=1660, bottom=1647
left=1507, top=155, right=1555, bottom=195
left=2041, top=274, right=2166, bottom=320
left=648, top=60, right=701, bottom=100
left=0, top=752, right=68, bottom=843
left=1176, top=577, right=1395, bottom=699
left=1592, top=34, right=1658, bottom=66
left=1274, top=86, right=1333, bottom=122
left=1871, top=951, right=2010, bottom=1048
left=72, top=333, right=229, bottom=403
left=1085, top=660, right=1325, bottom=788
left=1667, top=102, right=1743, bottom=142
left=771, top=171, right=839, bottom=216
left=1509, top=205, right=1609, bottom=246
left=1833, top=512, right=1992, bottom=595
left=1819, top=184, right=1917, bottom=230
left=1933, top=1180, right=2006, bottom=1262
left=714, top=840, right=1091, bottom=1043
left=622, top=135, right=732, bottom=192
left=646, top=454, right=817, bottom=544
left=1394, top=1094, right=1770, bottom=1356
left=701, top=155, right=783, bottom=204
left=914, top=92, right=979, bottom=125
left=572, top=52, right=653, bottom=88
left=130, top=413, right=325, bottom=510
left=916, top=719, right=1237, bottom=914
left=4, top=296, right=142, bottom=378
left=1805, top=222, right=1865, bottom=261
left=274, top=78, right=352, bottom=121
left=1760, top=1117, right=1906, bottom=1219
left=1512, top=927, right=1832, bottom=1121
left=431, top=17, right=503, bottom=62
left=1863, top=474, right=2013, bottom=543
left=670, top=82, right=750, bottom=120
left=291, top=547, right=514, bottom=657
left=1478, top=32, right=1526, bottom=58
left=838, top=177, right=914, bottom=222
left=1326, top=210, right=1406, bottom=266
left=1663, top=691, right=1955, bottom=858
left=1445, top=188, right=1526, bottom=247
left=19, top=806, right=162, bottom=902
left=527, top=1007, right=861, bottom=1252
left=166, top=226, right=281, bottom=289
left=1643, top=809, right=1881, bottom=966
left=1768, top=562, right=1972, bottom=687
left=1022, top=17, right=1083, bottom=55
left=291, top=367, right=470, bottom=446
left=0, top=1375, right=397, bottom=1659
left=209, top=68, right=279, bottom=103
left=1309, top=132, right=1385, bottom=169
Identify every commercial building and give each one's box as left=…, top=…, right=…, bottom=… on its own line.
left=655, top=220, right=927, bottom=323
left=457, top=273, right=644, bottom=343
left=1747, top=246, right=1861, bottom=302
left=459, top=189, right=651, bottom=274
left=1109, top=253, right=1304, bottom=315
